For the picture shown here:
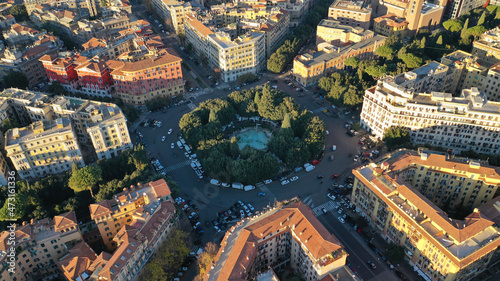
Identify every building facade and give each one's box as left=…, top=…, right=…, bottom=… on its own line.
left=360, top=77, right=500, bottom=154
left=444, top=0, right=487, bottom=19
left=373, top=13, right=409, bottom=38
left=206, top=199, right=355, bottom=281
left=293, top=35, right=386, bottom=86
left=351, top=149, right=500, bottom=281
left=472, top=27, right=500, bottom=65
left=4, top=118, right=85, bottom=180
left=39, top=52, right=79, bottom=92
left=328, top=0, right=372, bottom=30
left=151, top=0, right=192, bottom=35
left=316, top=19, right=374, bottom=45
left=110, top=51, right=184, bottom=105
left=0, top=212, right=84, bottom=281
left=89, top=179, right=173, bottom=250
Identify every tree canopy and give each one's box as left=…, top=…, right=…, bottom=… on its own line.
left=68, top=165, right=102, bottom=197
left=3, top=71, right=29, bottom=89
left=383, top=126, right=411, bottom=150
left=443, top=19, right=463, bottom=32
left=10, top=5, right=28, bottom=22
left=376, top=45, right=395, bottom=59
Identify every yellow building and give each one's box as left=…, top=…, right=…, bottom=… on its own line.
left=89, top=179, right=173, bottom=250
left=328, top=0, right=372, bottom=30
left=0, top=212, right=85, bottom=281
left=440, top=50, right=489, bottom=95
left=293, top=35, right=386, bottom=86
left=481, top=62, right=500, bottom=102
left=472, top=27, right=500, bottom=65
left=150, top=0, right=192, bottom=35
left=316, top=19, right=374, bottom=45
left=373, top=13, right=408, bottom=38
left=351, top=149, right=500, bottom=281
left=5, top=118, right=85, bottom=180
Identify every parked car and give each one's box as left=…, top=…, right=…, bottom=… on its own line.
left=264, top=179, right=272, bottom=184
left=281, top=180, right=290, bottom=185
left=367, top=261, right=377, bottom=269
left=290, top=176, right=299, bottom=181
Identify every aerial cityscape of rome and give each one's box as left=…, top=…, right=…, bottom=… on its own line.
left=0, top=0, right=499, bottom=280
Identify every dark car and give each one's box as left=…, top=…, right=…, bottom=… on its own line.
left=317, top=175, right=324, bottom=179
left=367, top=261, right=376, bottom=269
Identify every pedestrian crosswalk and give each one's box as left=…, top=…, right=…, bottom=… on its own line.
left=312, top=200, right=338, bottom=216
left=163, top=160, right=191, bottom=173
left=302, top=195, right=315, bottom=209
left=312, top=107, right=326, bottom=114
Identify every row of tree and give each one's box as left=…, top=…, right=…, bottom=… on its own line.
left=266, top=0, right=333, bottom=73
left=179, top=85, right=326, bottom=184
left=0, top=146, right=176, bottom=228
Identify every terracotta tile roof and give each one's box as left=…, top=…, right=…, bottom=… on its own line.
left=374, top=13, right=409, bottom=28
left=5, top=14, right=14, bottom=20
left=39, top=53, right=57, bottom=62
left=54, top=211, right=78, bottom=232
left=185, top=14, right=214, bottom=38
left=89, top=200, right=113, bottom=219
left=137, top=201, right=175, bottom=242
left=75, top=60, right=108, bottom=73
left=213, top=201, right=343, bottom=281
left=58, top=241, right=97, bottom=280
left=88, top=252, right=112, bottom=273
left=23, top=45, right=50, bottom=59
left=73, top=54, right=90, bottom=65
left=477, top=196, right=500, bottom=224
left=111, top=52, right=181, bottom=74
left=34, top=34, right=59, bottom=45
left=82, top=37, right=107, bottom=49
left=11, top=23, right=38, bottom=34
left=149, top=179, right=171, bottom=198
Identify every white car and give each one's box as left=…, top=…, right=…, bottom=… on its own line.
left=239, top=210, right=245, bottom=217
left=247, top=204, right=255, bottom=211
left=332, top=145, right=336, bottom=151
left=184, top=152, right=190, bottom=158
left=290, top=176, right=299, bottom=181
left=338, top=209, right=342, bottom=214
left=353, top=155, right=359, bottom=162
left=214, top=225, right=221, bottom=232
left=168, top=128, right=173, bottom=134
left=281, top=180, right=290, bottom=185
left=222, top=183, right=231, bottom=188
left=327, top=194, right=336, bottom=201
left=264, top=179, right=272, bottom=184
left=338, top=217, right=345, bottom=223
left=171, top=143, right=175, bottom=149
left=162, top=136, right=166, bottom=141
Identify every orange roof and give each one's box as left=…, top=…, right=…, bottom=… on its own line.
left=39, top=53, right=57, bottom=62
left=213, top=201, right=343, bottom=280
left=111, top=52, right=181, bottom=74
left=149, top=179, right=171, bottom=198
left=54, top=211, right=78, bottom=232
left=106, top=59, right=125, bottom=70
left=23, top=45, right=50, bottom=59
left=58, top=241, right=97, bottom=280
left=89, top=200, right=113, bottom=219
left=185, top=14, right=214, bottom=38
left=75, top=60, right=108, bottom=73
left=82, top=37, right=107, bottom=49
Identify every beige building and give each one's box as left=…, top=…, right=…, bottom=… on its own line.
left=351, top=149, right=500, bottom=281
left=360, top=76, right=500, bottom=154
left=89, top=179, right=174, bottom=250
left=444, top=0, right=487, bottom=19
left=472, top=27, right=500, bottom=65
left=151, top=0, right=192, bottom=35
left=0, top=212, right=84, bottom=281
left=293, top=35, right=386, bottom=86
left=273, top=0, right=312, bottom=27
left=206, top=199, right=358, bottom=281
left=481, top=62, right=500, bottom=102
left=373, top=13, right=408, bottom=38
left=5, top=118, right=85, bottom=180
left=316, top=19, right=374, bottom=45
left=328, top=0, right=372, bottom=30
left=440, top=50, right=489, bottom=95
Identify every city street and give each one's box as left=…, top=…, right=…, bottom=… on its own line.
left=132, top=73, right=403, bottom=281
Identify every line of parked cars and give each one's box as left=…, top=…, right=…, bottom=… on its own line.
left=175, top=197, right=203, bottom=236
left=209, top=179, right=255, bottom=191
left=149, top=158, right=166, bottom=175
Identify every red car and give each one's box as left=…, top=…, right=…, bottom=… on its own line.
left=331, top=174, right=339, bottom=179
left=358, top=140, right=365, bottom=145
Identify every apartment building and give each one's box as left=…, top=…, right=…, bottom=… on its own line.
left=151, top=0, right=192, bottom=35
left=481, top=62, right=500, bottom=102
left=371, top=0, right=446, bottom=33
left=89, top=179, right=174, bottom=250
left=360, top=77, right=500, bottom=154
left=0, top=14, right=15, bottom=29
left=472, top=27, right=500, bottom=65
left=293, top=35, right=386, bottom=86
left=57, top=241, right=98, bottom=281
left=110, top=50, right=184, bottom=105
left=440, top=51, right=489, bottom=95
left=81, top=35, right=135, bottom=60
left=0, top=88, right=132, bottom=161
left=74, top=59, right=114, bottom=97
left=373, top=13, right=409, bottom=38
left=444, top=0, right=487, bottom=19
left=316, top=19, right=374, bottom=45
left=207, top=31, right=266, bottom=82
left=0, top=211, right=84, bottom=281
left=24, top=0, right=100, bottom=17
left=273, top=0, right=311, bottom=27
left=4, top=118, right=85, bottom=180
left=351, top=149, right=500, bottom=281
left=328, top=0, right=372, bottom=30
left=206, top=199, right=357, bottom=281
left=0, top=29, right=64, bottom=88
left=184, top=14, right=214, bottom=58
left=39, top=52, right=79, bottom=92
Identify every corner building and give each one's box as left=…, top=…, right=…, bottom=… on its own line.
left=351, top=149, right=500, bottom=281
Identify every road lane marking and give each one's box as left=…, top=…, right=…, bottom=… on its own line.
left=164, top=160, right=191, bottom=173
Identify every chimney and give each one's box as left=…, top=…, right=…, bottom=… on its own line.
left=123, top=188, right=127, bottom=192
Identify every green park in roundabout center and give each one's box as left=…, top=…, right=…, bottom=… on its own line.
left=179, top=85, right=326, bottom=185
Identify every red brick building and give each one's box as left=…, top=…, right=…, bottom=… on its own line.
left=111, top=50, right=184, bottom=105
